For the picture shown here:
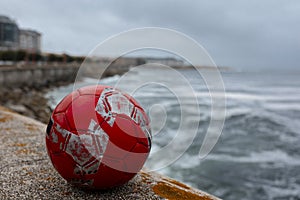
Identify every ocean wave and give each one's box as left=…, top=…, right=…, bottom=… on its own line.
left=206, top=150, right=300, bottom=166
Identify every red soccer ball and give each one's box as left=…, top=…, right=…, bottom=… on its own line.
left=46, top=85, right=151, bottom=189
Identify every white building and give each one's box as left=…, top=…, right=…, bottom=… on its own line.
left=19, top=29, right=41, bottom=52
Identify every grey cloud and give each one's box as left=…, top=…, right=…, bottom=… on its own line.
left=0, top=0, right=299, bottom=70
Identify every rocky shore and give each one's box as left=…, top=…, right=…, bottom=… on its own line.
left=0, top=78, right=74, bottom=124
left=0, top=64, right=80, bottom=123
left=0, top=87, right=51, bottom=123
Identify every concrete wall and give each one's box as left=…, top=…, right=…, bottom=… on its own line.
left=0, top=57, right=145, bottom=88
left=0, top=65, right=79, bottom=88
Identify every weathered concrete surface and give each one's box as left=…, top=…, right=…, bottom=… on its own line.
left=0, top=106, right=219, bottom=200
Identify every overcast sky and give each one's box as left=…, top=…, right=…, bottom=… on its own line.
left=1, top=0, right=299, bottom=70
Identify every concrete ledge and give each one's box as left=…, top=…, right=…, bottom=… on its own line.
left=0, top=106, right=219, bottom=199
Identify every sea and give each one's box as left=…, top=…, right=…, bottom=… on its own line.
left=46, top=67, right=300, bottom=200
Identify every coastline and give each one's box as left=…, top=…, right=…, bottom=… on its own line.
left=0, top=64, right=81, bottom=123
left=0, top=106, right=219, bottom=199
left=0, top=64, right=223, bottom=199
left=0, top=61, right=137, bottom=123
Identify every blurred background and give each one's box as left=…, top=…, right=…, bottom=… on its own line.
left=1, top=1, right=300, bottom=199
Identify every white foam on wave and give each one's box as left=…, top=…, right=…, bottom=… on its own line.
left=173, top=153, right=201, bottom=169
left=98, top=75, right=121, bottom=85
left=264, top=102, right=300, bottom=110
left=81, top=77, right=99, bottom=84
left=256, top=110, right=300, bottom=136
left=195, top=91, right=300, bottom=104
left=226, top=107, right=252, bottom=118
left=206, top=150, right=300, bottom=166
left=263, top=182, right=300, bottom=199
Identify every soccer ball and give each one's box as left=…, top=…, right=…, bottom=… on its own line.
left=45, top=85, right=151, bottom=189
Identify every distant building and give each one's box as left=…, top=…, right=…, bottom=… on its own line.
left=0, top=15, right=41, bottom=52
left=19, top=29, right=41, bottom=52
left=0, top=15, right=19, bottom=50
